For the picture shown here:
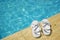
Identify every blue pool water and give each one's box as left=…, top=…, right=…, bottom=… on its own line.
left=0, top=0, right=60, bottom=39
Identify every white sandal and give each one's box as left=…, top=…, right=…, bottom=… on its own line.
left=31, top=20, right=41, bottom=37
left=41, top=19, right=51, bottom=35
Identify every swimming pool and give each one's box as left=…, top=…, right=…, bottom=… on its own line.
left=0, top=0, right=60, bottom=39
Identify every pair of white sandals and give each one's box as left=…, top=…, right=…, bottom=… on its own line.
left=31, top=19, right=51, bottom=37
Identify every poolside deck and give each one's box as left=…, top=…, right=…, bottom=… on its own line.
left=2, top=13, right=60, bottom=40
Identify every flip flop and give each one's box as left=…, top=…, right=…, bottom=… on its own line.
left=31, top=20, right=41, bottom=37
left=41, top=19, right=51, bottom=35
